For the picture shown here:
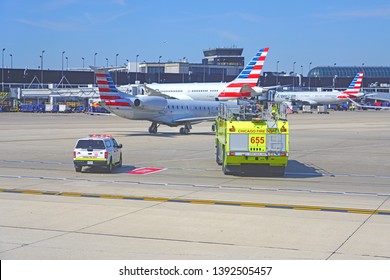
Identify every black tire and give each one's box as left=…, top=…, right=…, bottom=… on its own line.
left=118, top=154, right=122, bottom=168
left=216, top=143, right=223, bottom=165
left=107, top=159, right=113, bottom=173
left=75, top=166, right=82, bottom=172
left=222, top=148, right=235, bottom=175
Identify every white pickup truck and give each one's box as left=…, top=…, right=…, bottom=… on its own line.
left=73, top=134, right=123, bottom=173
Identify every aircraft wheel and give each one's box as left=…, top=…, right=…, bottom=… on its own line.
left=183, top=128, right=190, bottom=135
left=149, top=123, right=158, bottom=134
left=179, top=127, right=184, bottom=134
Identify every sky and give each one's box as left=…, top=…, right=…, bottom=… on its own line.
left=1, top=0, right=390, bottom=74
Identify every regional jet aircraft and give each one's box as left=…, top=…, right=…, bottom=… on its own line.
left=274, top=72, right=364, bottom=105
left=94, top=68, right=225, bottom=134
left=141, top=47, right=271, bottom=101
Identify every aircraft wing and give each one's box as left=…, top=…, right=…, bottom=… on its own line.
left=364, top=93, right=390, bottom=102
left=291, top=98, right=317, bottom=105
left=144, top=85, right=194, bottom=100
left=348, top=98, right=390, bottom=110
left=173, top=116, right=216, bottom=124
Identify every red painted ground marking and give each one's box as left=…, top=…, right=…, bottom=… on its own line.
left=128, top=167, right=166, bottom=175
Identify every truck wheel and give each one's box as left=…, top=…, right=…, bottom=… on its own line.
left=216, top=143, right=223, bottom=165
left=107, top=159, right=113, bottom=173
left=118, top=154, right=122, bottom=168
left=75, top=166, right=82, bottom=172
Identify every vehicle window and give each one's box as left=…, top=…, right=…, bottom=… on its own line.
left=76, top=140, right=105, bottom=149
left=105, top=140, right=112, bottom=148
left=112, top=139, right=118, bottom=147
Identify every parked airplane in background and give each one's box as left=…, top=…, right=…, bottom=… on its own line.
left=142, top=47, right=271, bottom=101
left=274, top=71, right=364, bottom=105
left=94, top=68, right=224, bottom=134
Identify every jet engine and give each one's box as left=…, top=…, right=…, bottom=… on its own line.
left=133, top=96, right=168, bottom=111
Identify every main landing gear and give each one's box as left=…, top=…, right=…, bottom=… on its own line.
left=148, top=122, right=192, bottom=135
left=179, top=123, right=192, bottom=135
left=148, top=122, right=159, bottom=134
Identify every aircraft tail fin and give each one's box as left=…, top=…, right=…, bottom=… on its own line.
left=343, top=71, right=364, bottom=97
left=92, top=68, right=127, bottom=100
left=218, top=47, right=269, bottom=99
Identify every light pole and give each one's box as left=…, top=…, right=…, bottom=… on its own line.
left=293, top=61, right=296, bottom=90
left=82, top=57, right=84, bottom=68
left=94, top=52, right=98, bottom=67
left=222, top=58, right=225, bottom=82
left=115, top=53, right=119, bottom=85
left=66, top=57, right=68, bottom=70
left=62, top=51, right=65, bottom=76
left=308, top=62, right=312, bottom=90
left=9, top=54, right=12, bottom=68
left=158, top=55, right=162, bottom=83
left=276, top=60, right=279, bottom=85
left=182, top=56, right=186, bottom=83
left=135, top=54, right=139, bottom=82
left=1, top=48, right=5, bottom=92
left=41, top=50, right=45, bottom=87
left=106, top=58, right=108, bottom=68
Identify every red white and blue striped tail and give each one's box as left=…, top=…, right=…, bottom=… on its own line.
left=94, top=69, right=125, bottom=100
left=218, top=47, right=269, bottom=99
left=343, top=71, right=364, bottom=96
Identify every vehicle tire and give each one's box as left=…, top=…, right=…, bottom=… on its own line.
left=107, top=159, right=113, bottom=173
left=118, top=154, right=122, bottom=168
left=75, top=166, right=82, bottom=172
left=216, top=143, right=223, bottom=165
left=222, top=148, right=234, bottom=175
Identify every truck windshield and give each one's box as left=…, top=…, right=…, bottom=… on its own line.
left=76, top=140, right=105, bottom=149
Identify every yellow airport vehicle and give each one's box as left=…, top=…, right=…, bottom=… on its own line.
left=215, top=101, right=289, bottom=176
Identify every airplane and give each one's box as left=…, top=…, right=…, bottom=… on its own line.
left=94, top=68, right=227, bottom=134
left=139, top=47, right=271, bottom=101
left=274, top=71, right=364, bottom=105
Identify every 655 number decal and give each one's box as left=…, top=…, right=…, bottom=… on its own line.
left=250, top=136, right=265, bottom=145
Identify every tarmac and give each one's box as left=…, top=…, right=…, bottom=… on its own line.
left=0, top=110, right=389, bottom=260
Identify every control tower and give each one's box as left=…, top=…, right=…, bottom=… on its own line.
left=202, top=47, right=244, bottom=67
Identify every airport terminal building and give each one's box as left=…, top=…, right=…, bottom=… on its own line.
left=1, top=47, right=390, bottom=111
